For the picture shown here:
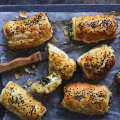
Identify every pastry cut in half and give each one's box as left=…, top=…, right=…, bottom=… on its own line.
left=31, top=73, right=62, bottom=94
left=48, top=43, right=76, bottom=80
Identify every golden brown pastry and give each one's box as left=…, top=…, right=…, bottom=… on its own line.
left=61, top=82, right=112, bottom=116
left=0, top=81, right=47, bottom=120
left=31, top=73, right=62, bottom=94
left=116, top=71, right=120, bottom=84
left=77, top=44, right=115, bottom=80
left=4, top=12, right=53, bottom=50
left=48, top=43, right=76, bottom=80
left=70, top=15, right=117, bottom=43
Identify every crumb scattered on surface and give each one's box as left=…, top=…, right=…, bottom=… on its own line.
left=110, top=82, right=116, bottom=88
left=70, top=43, right=75, bottom=47
left=14, top=67, right=25, bottom=79
left=26, top=78, right=32, bottom=86
left=25, top=67, right=30, bottom=73
left=51, top=21, right=61, bottom=26
left=19, top=11, right=28, bottom=18
left=16, top=16, right=19, bottom=19
left=32, top=64, right=36, bottom=70
left=65, top=36, right=69, bottom=40
left=61, top=42, right=67, bottom=45
left=51, top=39, right=59, bottom=44
left=64, top=29, right=68, bottom=36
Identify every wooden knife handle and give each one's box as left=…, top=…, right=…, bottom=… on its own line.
left=0, top=51, right=42, bottom=73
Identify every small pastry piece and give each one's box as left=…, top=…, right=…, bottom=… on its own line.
left=31, top=73, right=62, bottom=94
left=4, top=12, right=53, bottom=50
left=116, top=71, right=120, bottom=84
left=77, top=44, right=115, bottom=80
left=70, top=15, right=117, bottom=43
left=48, top=43, right=76, bottom=80
left=61, top=82, right=112, bottom=116
left=0, top=81, right=47, bottom=120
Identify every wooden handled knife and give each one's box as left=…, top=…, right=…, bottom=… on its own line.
left=0, top=45, right=83, bottom=73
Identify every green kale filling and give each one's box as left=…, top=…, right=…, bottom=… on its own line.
left=38, top=77, right=51, bottom=86
left=68, top=21, right=73, bottom=38
left=108, top=94, right=112, bottom=108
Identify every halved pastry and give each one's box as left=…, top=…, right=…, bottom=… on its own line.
left=70, top=15, right=117, bottom=43
left=77, top=44, right=115, bottom=80
left=61, top=82, right=112, bottom=116
left=48, top=43, right=76, bottom=80
left=31, top=73, right=62, bottom=94
left=4, top=12, right=53, bottom=50
left=0, top=81, right=47, bottom=120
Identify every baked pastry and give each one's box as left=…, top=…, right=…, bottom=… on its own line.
left=70, top=15, right=117, bottom=43
left=61, top=82, right=112, bottom=116
left=48, top=43, right=76, bottom=80
left=116, top=71, right=120, bottom=84
left=77, top=44, right=115, bottom=80
left=0, top=81, right=47, bottom=120
left=31, top=73, right=62, bottom=94
left=4, top=12, right=53, bottom=50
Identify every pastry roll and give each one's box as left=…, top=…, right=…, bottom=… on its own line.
left=4, top=12, right=53, bottom=50
left=70, top=15, right=117, bottom=43
left=48, top=43, right=76, bottom=80
left=77, top=44, right=115, bottom=80
left=61, top=82, right=112, bottom=116
left=31, top=73, right=62, bottom=94
left=0, top=81, right=47, bottom=120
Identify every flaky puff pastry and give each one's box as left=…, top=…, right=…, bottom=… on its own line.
left=4, top=12, right=53, bottom=50
left=0, top=81, right=47, bottom=120
left=61, top=82, right=112, bottom=116
left=70, top=15, right=117, bottom=43
left=48, top=43, right=76, bottom=80
left=77, top=44, right=115, bottom=80
left=31, top=73, right=62, bottom=94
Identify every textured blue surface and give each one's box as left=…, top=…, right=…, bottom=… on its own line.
left=1, top=4, right=120, bottom=120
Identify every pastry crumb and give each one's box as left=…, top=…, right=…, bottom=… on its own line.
left=19, top=11, right=28, bottom=18
left=64, top=29, right=68, bottom=36
left=26, top=78, right=32, bottom=86
left=70, top=43, right=75, bottom=47
left=65, top=36, right=69, bottom=40
left=16, top=16, right=19, bottom=19
left=14, top=67, right=25, bottom=79
left=25, top=67, right=30, bottom=73
left=32, top=64, right=36, bottom=69
left=51, top=39, right=59, bottom=44
left=61, top=42, right=67, bottom=45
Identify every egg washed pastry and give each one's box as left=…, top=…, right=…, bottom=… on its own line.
left=4, top=12, right=53, bottom=50
left=69, top=15, right=117, bottom=43
left=31, top=73, right=62, bottom=94
left=0, top=81, right=47, bottom=120
left=77, top=44, right=115, bottom=80
left=61, top=82, right=112, bottom=116
left=48, top=43, right=76, bottom=80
